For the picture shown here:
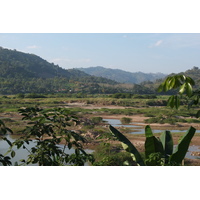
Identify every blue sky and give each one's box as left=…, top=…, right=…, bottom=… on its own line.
left=0, top=33, right=200, bottom=74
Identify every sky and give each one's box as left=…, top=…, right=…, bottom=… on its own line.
left=0, top=33, right=200, bottom=74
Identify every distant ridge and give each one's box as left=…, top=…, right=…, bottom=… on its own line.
left=77, top=66, right=167, bottom=84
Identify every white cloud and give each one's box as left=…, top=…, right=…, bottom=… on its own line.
left=154, top=40, right=163, bottom=47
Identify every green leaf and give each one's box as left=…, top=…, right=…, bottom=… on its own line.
left=68, top=142, right=72, bottom=149
left=145, top=125, right=153, bottom=137
left=3, top=137, right=12, bottom=147
left=196, top=110, right=200, bottom=118
left=170, top=126, right=196, bottom=165
left=109, top=125, right=145, bottom=166
left=167, top=95, right=175, bottom=108
left=0, top=119, right=5, bottom=126
left=11, top=151, right=16, bottom=158
left=179, top=83, right=186, bottom=94
left=186, top=76, right=195, bottom=86
left=185, top=82, right=193, bottom=97
left=174, top=95, right=180, bottom=109
left=160, top=131, right=173, bottom=156
left=168, top=77, right=176, bottom=90
left=157, top=83, right=164, bottom=92
left=145, top=125, right=164, bottom=159
left=167, top=95, right=180, bottom=109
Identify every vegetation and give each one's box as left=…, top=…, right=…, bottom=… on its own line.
left=108, top=74, right=200, bottom=166
left=92, top=142, right=136, bottom=166
left=120, top=117, right=132, bottom=124
left=0, top=47, right=159, bottom=95
left=109, top=124, right=196, bottom=166
left=0, top=47, right=124, bottom=94
left=1, top=107, right=94, bottom=166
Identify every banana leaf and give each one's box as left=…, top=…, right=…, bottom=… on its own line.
left=109, top=125, right=145, bottom=166
left=145, top=125, right=164, bottom=158
left=169, top=126, right=196, bottom=164
left=160, top=130, right=173, bottom=156
left=159, top=131, right=173, bottom=164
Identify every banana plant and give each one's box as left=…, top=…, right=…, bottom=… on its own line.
left=109, top=125, right=196, bottom=166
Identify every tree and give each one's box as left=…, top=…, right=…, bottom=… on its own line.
left=4, top=107, right=94, bottom=166
left=157, top=74, right=195, bottom=109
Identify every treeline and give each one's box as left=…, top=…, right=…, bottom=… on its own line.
left=110, top=93, right=157, bottom=99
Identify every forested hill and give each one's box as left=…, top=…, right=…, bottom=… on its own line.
left=78, top=66, right=167, bottom=84
left=0, top=47, right=119, bottom=94
left=0, top=47, right=70, bottom=79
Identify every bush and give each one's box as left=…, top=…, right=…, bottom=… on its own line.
left=90, top=117, right=103, bottom=124
left=120, top=117, right=132, bottom=124
left=92, top=142, right=136, bottom=166
left=16, top=93, right=25, bottom=98
left=26, top=93, right=47, bottom=98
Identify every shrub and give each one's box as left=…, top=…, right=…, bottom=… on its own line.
left=120, top=117, right=132, bottom=124
left=90, top=117, right=103, bottom=124
left=92, top=142, right=136, bottom=166
left=26, top=93, right=47, bottom=98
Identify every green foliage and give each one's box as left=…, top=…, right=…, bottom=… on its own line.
left=109, top=125, right=145, bottom=166
left=0, top=47, right=122, bottom=95
left=170, top=126, right=196, bottom=164
left=120, top=117, right=132, bottom=124
left=109, top=125, right=196, bottom=166
left=26, top=93, right=47, bottom=98
left=158, top=74, right=195, bottom=109
left=0, top=119, right=13, bottom=166
left=90, top=117, right=103, bottom=124
left=146, top=100, right=167, bottom=106
left=4, top=107, right=94, bottom=166
left=92, top=142, right=136, bottom=166
left=16, top=93, right=25, bottom=98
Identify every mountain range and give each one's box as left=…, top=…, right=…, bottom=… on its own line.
left=0, top=46, right=199, bottom=95
left=78, top=66, right=167, bottom=84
